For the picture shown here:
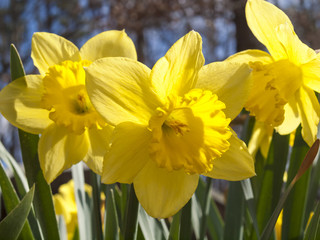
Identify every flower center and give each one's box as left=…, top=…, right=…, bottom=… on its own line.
left=41, top=60, right=106, bottom=134
left=149, top=89, right=231, bottom=175
left=245, top=59, right=302, bottom=127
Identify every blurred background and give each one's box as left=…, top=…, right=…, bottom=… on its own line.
left=0, top=0, right=319, bottom=191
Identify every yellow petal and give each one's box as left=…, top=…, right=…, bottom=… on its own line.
left=80, top=30, right=137, bottom=61
left=301, top=56, right=320, bottom=92
left=246, top=0, right=293, bottom=60
left=83, top=125, right=113, bottom=175
left=85, top=57, right=160, bottom=126
left=150, top=31, right=205, bottom=101
left=204, top=130, right=255, bottom=181
left=227, top=49, right=273, bottom=64
left=196, top=62, right=251, bottom=120
left=296, top=87, right=320, bottom=146
left=38, top=124, right=89, bottom=183
left=248, top=121, right=273, bottom=158
left=134, top=160, right=199, bottom=218
left=274, top=23, right=316, bottom=65
left=276, top=95, right=300, bottom=135
left=101, top=122, right=152, bottom=184
left=31, top=32, right=81, bottom=75
left=0, top=75, right=52, bottom=134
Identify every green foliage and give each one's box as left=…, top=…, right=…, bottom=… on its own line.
left=0, top=185, right=35, bottom=240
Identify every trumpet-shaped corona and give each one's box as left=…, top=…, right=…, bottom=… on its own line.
left=41, top=60, right=106, bottom=134
left=149, top=89, right=232, bottom=174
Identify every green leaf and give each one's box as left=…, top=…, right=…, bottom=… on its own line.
left=199, top=178, right=213, bottom=240
left=255, top=133, right=289, bottom=238
left=241, top=179, right=260, bottom=238
left=104, top=185, right=119, bottom=240
left=304, top=201, right=320, bottom=239
left=195, top=177, right=224, bottom=240
left=0, top=162, right=34, bottom=240
left=71, top=163, right=92, bottom=240
left=10, top=44, right=60, bottom=240
left=223, top=181, right=244, bottom=240
left=207, top=199, right=224, bottom=240
left=0, top=185, right=35, bottom=240
left=305, top=148, right=320, bottom=227
left=119, top=183, right=129, bottom=233
left=0, top=142, right=42, bottom=239
left=138, top=207, right=167, bottom=240
left=124, top=185, right=139, bottom=240
left=0, top=141, right=28, bottom=197
left=57, top=215, right=68, bottom=240
left=282, top=128, right=311, bottom=239
left=10, top=44, right=25, bottom=80
left=260, top=136, right=319, bottom=240
left=90, top=171, right=103, bottom=240
left=168, top=211, right=181, bottom=240
left=180, top=199, right=192, bottom=240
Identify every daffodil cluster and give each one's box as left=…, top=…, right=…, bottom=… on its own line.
left=1, top=0, right=319, bottom=219
left=228, top=0, right=320, bottom=157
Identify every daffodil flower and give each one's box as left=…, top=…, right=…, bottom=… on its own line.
left=227, top=0, right=320, bottom=156
left=85, top=31, right=255, bottom=218
left=0, top=30, right=137, bottom=183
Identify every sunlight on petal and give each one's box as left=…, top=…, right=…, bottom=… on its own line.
left=80, top=30, right=137, bottom=61
left=102, top=122, right=152, bottom=184
left=31, top=32, right=80, bottom=75
left=151, top=31, right=205, bottom=101
left=38, top=124, right=89, bottom=183
left=134, top=160, right=199, bottom=218
left=205, top=131, right=255, bottom=180
left=0, top=75, right=52, bottom=134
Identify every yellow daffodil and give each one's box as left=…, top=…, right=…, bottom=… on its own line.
left=53, top=180, right=79, bottom=240
left=53, top=180, right=96, bottom=240
left=0, top=31, right=137, bottom=183
left=85, top=31, right=255, bottom=218
left=227, top=0, right=320, bottom=156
